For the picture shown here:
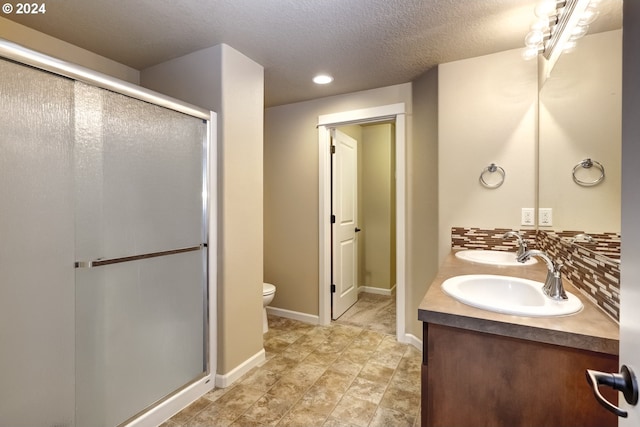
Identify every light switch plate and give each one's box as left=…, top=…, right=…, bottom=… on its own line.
left=521, top=208, right=535, bottom=226
left=539, top=208, right=553, bottom=226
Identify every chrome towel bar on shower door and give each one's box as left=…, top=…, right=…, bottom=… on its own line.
left=74, top=243, right=207, bottom=268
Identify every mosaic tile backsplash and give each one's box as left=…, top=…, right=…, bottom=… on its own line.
left=451, top=227, right=537, bottom=252
left=451, top=227, right=620, bottom=321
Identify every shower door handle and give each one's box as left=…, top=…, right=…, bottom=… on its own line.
left=74, top=244, right=206, bottom=268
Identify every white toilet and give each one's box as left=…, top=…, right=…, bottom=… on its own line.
left=262, top=282, right=276, bottom=333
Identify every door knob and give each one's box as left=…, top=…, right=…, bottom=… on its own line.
left=355, top=227, right=362, bottom=233
left=586, top=365, right=638, bottom=418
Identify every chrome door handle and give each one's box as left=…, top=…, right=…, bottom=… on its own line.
left=586, top=365, right=638, bottom=418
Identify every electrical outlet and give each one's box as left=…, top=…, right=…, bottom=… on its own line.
left=521, top=208, right=535, bottom=226
left=539, top=208, right=553, bottom=226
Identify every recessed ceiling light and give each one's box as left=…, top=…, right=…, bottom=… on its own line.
left=313, top=74, right=333, bottom=85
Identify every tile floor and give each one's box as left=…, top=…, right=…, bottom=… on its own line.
left=161, top=297, right=422, bottom=427
left=333, top=293, right=396, bottom=336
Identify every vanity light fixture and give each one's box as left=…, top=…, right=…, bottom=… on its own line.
left=313, top=74, right=333, bottom=84
left=522, top=0, right=600, bottom=61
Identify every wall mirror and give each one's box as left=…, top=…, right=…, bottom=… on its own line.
left=537, top=2, right=622, bottom=262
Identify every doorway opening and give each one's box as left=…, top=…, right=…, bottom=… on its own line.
left=317, top=103, right=407, bottom=343
left=331, top=123, right=397, bottom=327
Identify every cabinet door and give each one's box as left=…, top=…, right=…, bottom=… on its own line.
left=425, top=324, right=618, bottom=427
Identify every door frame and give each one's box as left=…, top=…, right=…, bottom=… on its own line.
left=317, top=103, right=407, bottom=342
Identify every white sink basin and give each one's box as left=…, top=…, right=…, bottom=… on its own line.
left=455, top=250, right=537, bottom=266
left=441, top=274, right=583, bottom=317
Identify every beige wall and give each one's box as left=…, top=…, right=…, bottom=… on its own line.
left=141, top=44, right=265, bottom=375
left=539, top=30, right=622, bottom=233
left=264, top=81, right=440, bottom=339
left=409, top=67, right=439, bottom=338
left=264, top=84, right=413, bottom=320
left=0, top=17, right=139, bottom=84
left=361, top=123, right=396, bottom=290
left=438, top=48, right=538, bottom=263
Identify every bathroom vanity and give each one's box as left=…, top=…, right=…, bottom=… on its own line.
left=418, top=252, right=619, bottom=427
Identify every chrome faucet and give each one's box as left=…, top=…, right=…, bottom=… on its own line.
left=517, top=250, right=568, bottom=301
left=571, top=233, right=594, bottom=244
left=503, top=231, right=528, bottom=258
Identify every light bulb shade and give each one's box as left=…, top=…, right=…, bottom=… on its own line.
left=579, top=7, right=599, bottom=25
left=534, top=0, right=558, bottom=18
left=570, top=24, right=589, bottom=39
left=531, top=18, right=551, bottom=31
left=563, top=40, right=577, bottom=52
left=522, top=46, right=542, bottom=61
left=524, top=30, right=545, bottom=47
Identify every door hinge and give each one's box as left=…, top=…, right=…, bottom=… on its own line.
left=331, top=214, right=336, bottom=224
left=331, top=284, right=336, bottom=293
left=330, top=145, right=336, bottom=154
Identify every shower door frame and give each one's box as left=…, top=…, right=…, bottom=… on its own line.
left=0, top=38, right=217, bottom=427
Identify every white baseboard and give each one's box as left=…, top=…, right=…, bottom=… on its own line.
left=215, top=348, right=265, bottom=389
left=402, top=333, right=423, bottom=351
left=267, top=304, right=419, bottom=352
left=358, top=285, right=396, bottom=296
left=266, top=306, right=319, bottom=325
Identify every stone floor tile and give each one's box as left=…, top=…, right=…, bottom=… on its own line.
left=368, top=406, right=415, bottom=427
left=358, top=360, right=395, bottom=385
left=330, top=396, right=378, bottom=427
left=315, top=369, right=356, bottom=393
left=294, top=384, right=343, bottom=416
left=168, top=397, right=211, bottom=425
left=344, top=377, right=386, bottom=405
left=242, top=393, right=295, bottom=425
left=328, top=358, right=364, bottom=378
left=322, top=417, right=360, bottom=427
left=163, top=298, right=423, bottom=427
left=277, top=405, right=330, bottom=427
left=239, top=367, right=281, bottom=392
left=380, top=383, right=421, bottom=416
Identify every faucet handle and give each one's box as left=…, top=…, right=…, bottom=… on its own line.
left=502, top=230, right=521, bottom=239
left=516, top=250, right=531, bottom=263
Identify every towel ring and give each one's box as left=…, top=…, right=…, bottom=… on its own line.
left=479, top=163, right=505, bottom=189
left=572, top=158, right=605, bottom=186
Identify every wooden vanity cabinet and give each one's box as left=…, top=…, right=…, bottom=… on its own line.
left=421, top=323, right=619, bottom=427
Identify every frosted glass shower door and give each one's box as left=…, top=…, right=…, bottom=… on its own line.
left=74, top=83, right=208, bottom=427
left=0, top=59, right=76, bottom=426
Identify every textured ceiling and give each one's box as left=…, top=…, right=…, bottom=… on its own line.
left=4, top=0, right=622, bottom=107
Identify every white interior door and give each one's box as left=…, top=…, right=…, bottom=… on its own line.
left=332, top=129, right=359, bottom=319
left=619, top=1, right=640, bottom=423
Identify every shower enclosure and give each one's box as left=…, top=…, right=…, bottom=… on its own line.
left=0, top=40, right=215, bottom=427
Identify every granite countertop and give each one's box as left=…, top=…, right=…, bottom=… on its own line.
left=418, top=251, right=619, bottom=355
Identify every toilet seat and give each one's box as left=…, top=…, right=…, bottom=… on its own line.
left=263, top=282, right=276, bottom=296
